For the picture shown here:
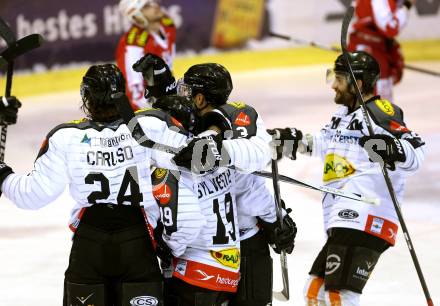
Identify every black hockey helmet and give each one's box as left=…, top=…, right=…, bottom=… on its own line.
left=81, top=64, right=125, bottom=107
left=334, top=51, right=380, bottom=93
left=80, top=64, right=126, bottom=121
left=180, top=63, right=233, bottom=105
left=152, top=95, right=196, bottom=131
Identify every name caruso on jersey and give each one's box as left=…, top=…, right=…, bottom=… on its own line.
left=86, top=146, right=134, bottom=166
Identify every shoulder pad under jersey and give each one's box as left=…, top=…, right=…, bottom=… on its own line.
left=160, top=16, right=175, bottom=27
left=366, top=98, right=410, bottom=137
left=37, top=118, right=123, bottom=159
left=47, top=118, right=126, bottom=139
left=151, top=168, right=179, bottom=235
left=126, top=26, right=149, bottom=47
left=216, top=102, right=258, bottom=139
left=135, top=108, right=188, bottom=135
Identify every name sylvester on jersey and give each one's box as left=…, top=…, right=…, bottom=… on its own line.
left=198, top=169, right=233, bottom=199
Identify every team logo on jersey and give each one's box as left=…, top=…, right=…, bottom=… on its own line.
left=228, top=102, right=246, bottom=109
left=129, top=296, right=159, bottom=306
left=375, top=99, right=395, bottom=116
left=81, top=134, right=91, bottom=145
left=323, top=153, right=356, bottom=182
left=210, top=248, right=240, bottom=269
left=234, top=112, right=251, bottom=126
left=153, top=183, right=172, bottom=205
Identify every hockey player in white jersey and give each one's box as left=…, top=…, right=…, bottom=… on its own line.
left=170, top=63, right=269, bottom=306
left=132, top=55, right=277, bottom=305
left=270, top=51, right=426, bottom=305
left=0, top=64, right=206, bottom=306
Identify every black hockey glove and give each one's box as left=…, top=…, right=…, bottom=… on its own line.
left=173, top=134, right=231, bottom=174
left=0, top=161, right=14, bottom=193
left=359, top=134, right=406, bottom=171
left=403, top=0, right=413, bottom=9
left=258, top=207, right=297, bottom=254
left=0, top=96, right=22, bottom=125
left=152, top=95, right=196, bottom=132
left=267, top=127, right=303, bottom=160
left=197, top=111, right=232, bottom=135
left=132, top=53, right=176, bottom=99
left=153, top=221, right=173, bottom=266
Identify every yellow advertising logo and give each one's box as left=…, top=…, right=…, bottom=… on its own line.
left=323, top=154, right=356, bottom=182
left=375, top=99, right=395, bottom=116
left=210, top=248, right=240, bottom=269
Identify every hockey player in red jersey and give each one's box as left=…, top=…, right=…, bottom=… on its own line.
left=116, top=0, right=176, bottom=110
left=348, top=0, right=415, bottom=102
left=270, top=51, right=425, bottom=305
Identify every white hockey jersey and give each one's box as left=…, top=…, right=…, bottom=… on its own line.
left=235, top=173, right=278, bottom=241
left=171, top=167, right=241, bottom=293
left=165, top=102, right=272, bottom=293
left=308, top=97, right=425, bottom=245
left=1, top=110, right=195, bottom=252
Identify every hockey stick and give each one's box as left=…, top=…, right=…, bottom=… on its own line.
left=269, top=31, right=440, bottom=78
left=0, top=18, right=44, bottom=161
left=112, top=92, right=380, bottom=205
left=0, top=17, right=16, bottom=163
left=341, top=7, right=434, bottom=306
left=256, top=170, right=379, bottom=205
left=269, top=31, right=341, bottom=52
left=0, top=56, right=6, bottom=69
left=271, top=159, right=290, bottom=300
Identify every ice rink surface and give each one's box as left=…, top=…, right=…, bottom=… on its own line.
left=0, top=63, right=439, bottom=305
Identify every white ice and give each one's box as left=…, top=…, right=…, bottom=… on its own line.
left=0, top=63, right=439, bottom=305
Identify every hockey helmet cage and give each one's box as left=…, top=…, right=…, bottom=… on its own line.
left=334, top=51, right=380, bottom=93
left=119, top=0, right=158, bottom=28
left=81, top=64, right=125, bottom=108
left=182, top=63, right=233, bottom=105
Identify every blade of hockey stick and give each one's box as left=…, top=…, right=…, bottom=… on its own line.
left=0, top=34, right=44, bottom=62
left=0, top=17, right=16, bottom=45
left=341, top=7, right=434, bottom=306
left=271, top=160, right=290, bottom=300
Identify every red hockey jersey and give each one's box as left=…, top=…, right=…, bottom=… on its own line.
left=115, top=16, right=176, bottom=110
